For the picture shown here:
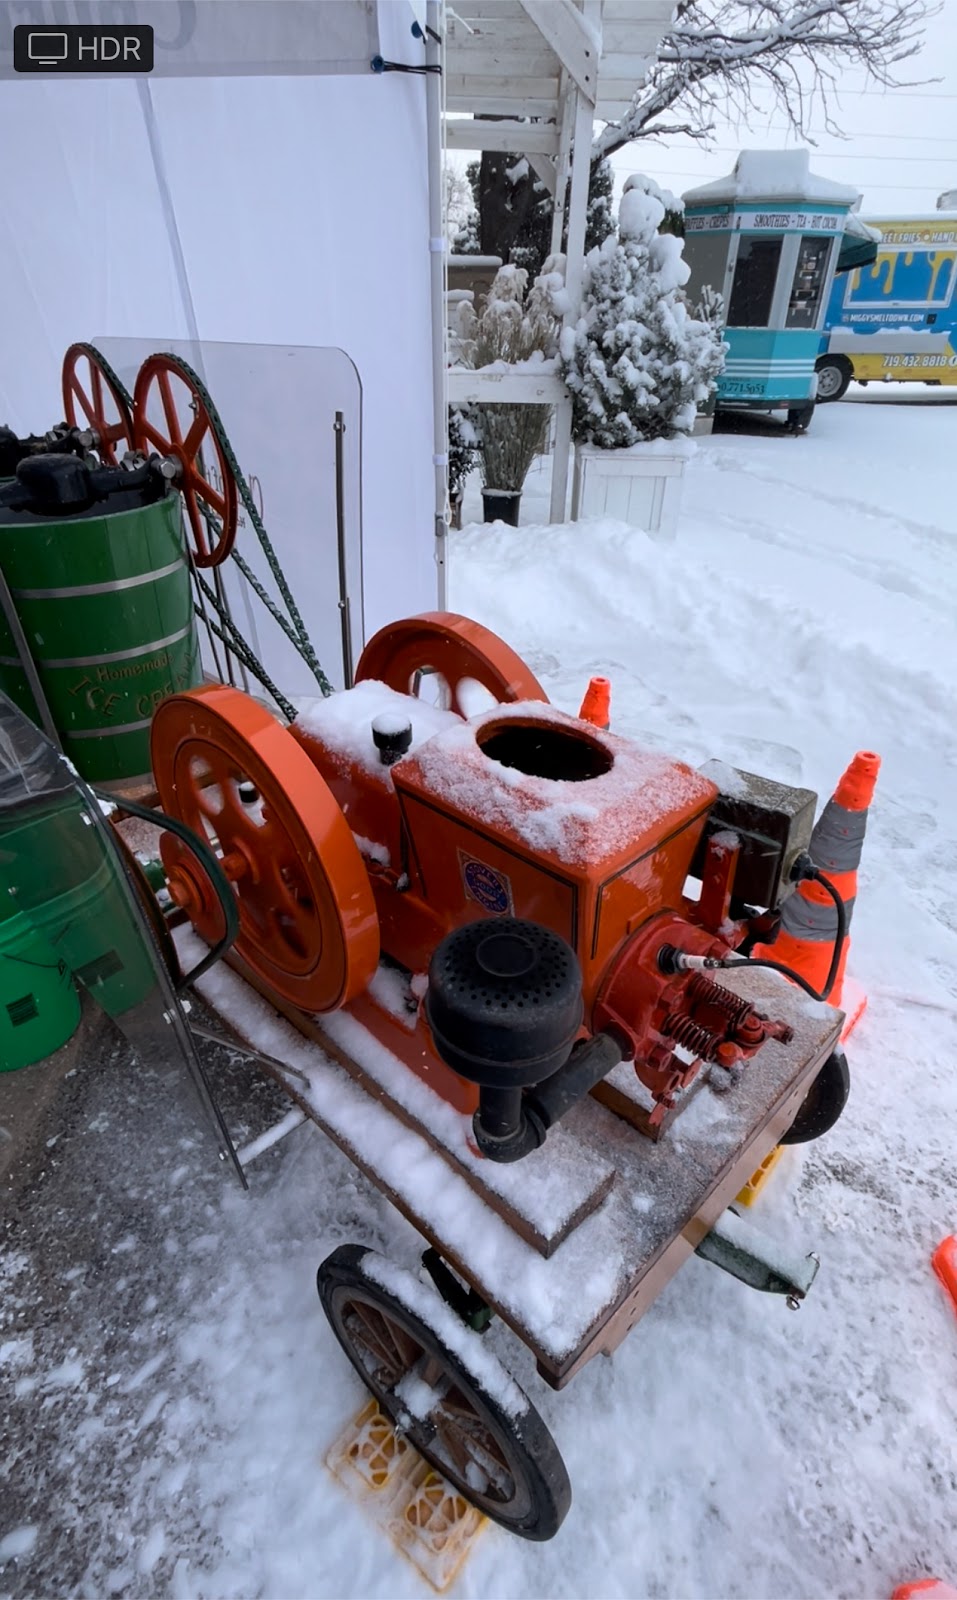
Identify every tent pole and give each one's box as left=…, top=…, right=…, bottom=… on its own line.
left=426, top=0, right=450, bottom=609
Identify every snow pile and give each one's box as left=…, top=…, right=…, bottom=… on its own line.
left=294, top=680, right=459, bottom=783
left=560, top=174, right=725, bottom=447
left=404, top=700, right=716, bottom=865
left=683, top=148, right=860, bottom=207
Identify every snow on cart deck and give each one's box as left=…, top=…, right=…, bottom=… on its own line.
left=177, top=929, right=842, bottom=1388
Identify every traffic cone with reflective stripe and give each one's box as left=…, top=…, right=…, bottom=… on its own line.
left=752, top=751, right=880, bottom=1030
left=579, top=676, right=611, bottom=731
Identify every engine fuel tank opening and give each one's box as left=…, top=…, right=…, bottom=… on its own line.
left=477, top=719, right=613, bottom=783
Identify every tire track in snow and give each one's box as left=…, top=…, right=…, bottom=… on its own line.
left=706, top=452, right=957, bottom=561
left=702, top=504, right=956, bottom=622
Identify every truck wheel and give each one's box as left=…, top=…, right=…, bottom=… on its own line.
left=815, top=355, right=852, bottom=403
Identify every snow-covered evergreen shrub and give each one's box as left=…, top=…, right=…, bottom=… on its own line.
left=449, top=405, right=480, bottom=506
left=560, top=174, right=726, bottom=448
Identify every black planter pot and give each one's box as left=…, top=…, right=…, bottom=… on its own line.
left=482, top=489, right=521, bottom=527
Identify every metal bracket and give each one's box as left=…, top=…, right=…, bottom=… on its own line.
left=421, top=1248, right=494, bottom=1333
left=695, top=1207, right=820, bottom=1308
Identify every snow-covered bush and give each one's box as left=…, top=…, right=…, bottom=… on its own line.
left=457, top=260, right=567, bottom=492
left=448, top=405, right=480, bottom=517
left=560, top=174, right=725, bottom=448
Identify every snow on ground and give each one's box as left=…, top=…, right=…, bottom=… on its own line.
left=4, top=396, right=957, bottom=1600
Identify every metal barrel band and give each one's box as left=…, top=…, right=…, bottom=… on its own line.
left=66, top=717, right=154, bottom=740
left=11, top=557, right=187, bottom=602
left=27, top=623, right=193, bottom=673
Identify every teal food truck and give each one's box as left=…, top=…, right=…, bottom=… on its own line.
left=682, top=151, right=863, bottom=432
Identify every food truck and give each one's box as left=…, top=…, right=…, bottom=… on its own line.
left=817, top=212, right=957, bottom=399
left=682, top=150, right=862, bottom=431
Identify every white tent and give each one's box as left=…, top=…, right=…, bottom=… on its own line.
left=0, top=0, right=437, bottom=693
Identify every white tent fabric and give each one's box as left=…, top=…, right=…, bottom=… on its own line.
left=0, top=0, right=436, bottom=677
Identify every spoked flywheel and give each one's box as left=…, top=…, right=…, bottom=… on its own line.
left=318, top=1244, right=571, bottom=1541
left=132, top=353, right=239, bottom=567
left=62, top=342, right=135, bottom=465
left=150, top=685, right=379, bottom=1012
left=354, top=613, right=548, bottom=719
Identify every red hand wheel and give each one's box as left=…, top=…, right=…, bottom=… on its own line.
left=62, top=343, right=135, bottom=466
left=355, top=613, right=549, bottom=719
left=132, top=353, right=239, bottom=568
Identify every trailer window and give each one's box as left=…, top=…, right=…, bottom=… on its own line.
left=683, top=232, right=729, bottom=313
left=727, top=236, right=782, bottom=327
left=786, top=236, right=833, bottom=329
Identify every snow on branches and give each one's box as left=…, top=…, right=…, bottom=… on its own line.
left=560, top=177, right=726, bottom=449
left=592, top=0, right=929, bottom=161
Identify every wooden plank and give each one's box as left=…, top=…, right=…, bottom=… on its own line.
left=448, top=44, right=561, bottom=77
left=519, top=0, right=598, bottom=103
left=185, top=933, right=843, bottom=1389
left=447, top=368, right=567, bottom=404
left=225, top=951, right=615, bottom=1259
left=445, top=83, right=560, bottom=118
left=444, top=119, right=560, bottom=155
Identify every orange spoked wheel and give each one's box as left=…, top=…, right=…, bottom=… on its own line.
left=151, top=685, right=380, bottom=1012
left=62, top=342, right=135, bottom=465
left=354, top=612, right=548, bottom=718
left=132, top=353, right=238, bottom=567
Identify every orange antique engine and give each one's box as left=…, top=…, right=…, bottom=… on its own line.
left=150, top=613, right=820, bottom=1161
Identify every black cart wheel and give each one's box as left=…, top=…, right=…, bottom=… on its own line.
left=780, top=1048, right=850, bottom=1145
left=317, top=1244, right=571, bottom=1541
left=815, top=354, right=853, bottom=403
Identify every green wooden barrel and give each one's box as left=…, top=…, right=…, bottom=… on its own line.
left=0, top=491, right=200, bottom=787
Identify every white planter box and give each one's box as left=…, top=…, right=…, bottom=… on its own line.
left=570, top=440, right=692, bottom=541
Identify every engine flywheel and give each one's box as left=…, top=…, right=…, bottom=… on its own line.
left=151, top=685, right=379, bottom=1012
left=355, top=612, right=548, bottom=718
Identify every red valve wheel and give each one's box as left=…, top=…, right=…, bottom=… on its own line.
left=151, top=684, right=380, bottom=1012
left=132, top=353, right=239, bottom=568
left=355, top=612, right=548, bottom=719
left=62, top=342, right=135, bottom=465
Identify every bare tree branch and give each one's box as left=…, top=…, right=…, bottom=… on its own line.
left=592, top=0, right=935, bottom=161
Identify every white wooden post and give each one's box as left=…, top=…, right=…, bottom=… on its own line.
left=549, top=9, right=598, bottom=525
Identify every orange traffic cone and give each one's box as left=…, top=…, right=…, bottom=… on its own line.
left=932, top=1235, right=957, bottom=1317
left=579, top=676, right=611, bottom=731
left=752, top=751, right=880, bottom=1019
left=891, top=1582, right=957, bottom=1600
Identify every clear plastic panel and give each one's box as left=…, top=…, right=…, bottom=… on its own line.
left=95, top=338, right=363, bottom=704
left=0, top=689, right=244, bottom=1182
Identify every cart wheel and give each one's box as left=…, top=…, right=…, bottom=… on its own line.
left=317, top=1244, right=571, bottom=1541
left=780, top=1048, right=850, bottom=1145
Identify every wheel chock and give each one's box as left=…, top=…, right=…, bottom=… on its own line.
left=696, top=1207, right=820, bottom=1306
left=736, top=1145, right=785, bottom=1208
left=326, top=1398, right=486, bottom=1592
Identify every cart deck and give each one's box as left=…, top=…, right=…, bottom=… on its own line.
left=178, top=927, right=842, bottom=1390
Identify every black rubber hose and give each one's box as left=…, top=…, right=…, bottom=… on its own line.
left=96, top=790, right=240, bottom=991
left=709, top=868, right=848, bottom=1004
